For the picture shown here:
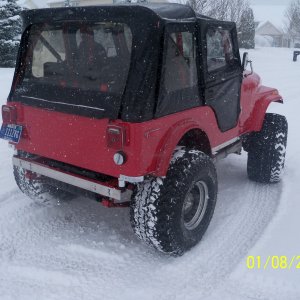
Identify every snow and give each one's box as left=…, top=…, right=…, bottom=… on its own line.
left=0, top=47, right=300, bottom=299
left=8, top=15, right=20, bottom=21
left=0, top=0, right=8, bottom=7
left=255, top=35, right=273, bottom=48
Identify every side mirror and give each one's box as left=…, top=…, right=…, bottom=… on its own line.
left=242, top=52, right=253, bottom=76
left=242, top=52, right=249, bottom=70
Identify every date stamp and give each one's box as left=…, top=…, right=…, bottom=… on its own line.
left=246, top=256, right=300, bottom=270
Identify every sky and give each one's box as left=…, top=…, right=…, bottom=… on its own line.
left=252, top=5, right=287, bottom=29
left=250, top=0, right=290, bottom=5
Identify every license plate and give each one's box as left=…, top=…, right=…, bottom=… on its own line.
left=0, top=124, right=23, bottom=144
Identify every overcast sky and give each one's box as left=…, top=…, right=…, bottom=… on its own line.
left=250, top=0, right=289, bottom=28
left=250, top=0, right=290, bottom=5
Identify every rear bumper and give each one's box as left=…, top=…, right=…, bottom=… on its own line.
left=13, top=156, right=132, bottom=202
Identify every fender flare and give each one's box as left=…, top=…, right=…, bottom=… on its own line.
left=154, top=118, right=211, bottom=176
left=246, top=93, right=283, bottom=132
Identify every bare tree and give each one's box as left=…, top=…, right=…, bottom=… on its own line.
left=229, top=0, right=250, bottom=26
left=285, top=0, right=300, bottom=44
left=187, top=0, right=249, bottom=25
left=188, top=0, right=210, bottom=13
left=239, top=7, right=255, bottom=49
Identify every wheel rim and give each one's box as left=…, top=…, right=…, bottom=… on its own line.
left=182, top=181, right=209, bottom=231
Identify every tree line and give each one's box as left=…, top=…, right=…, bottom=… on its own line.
left=188, top=0, right=255, bottom=49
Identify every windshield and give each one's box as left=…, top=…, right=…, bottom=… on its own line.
left=24, top=22, right=132, bottom=94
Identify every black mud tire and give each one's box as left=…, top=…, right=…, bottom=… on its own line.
left=130, top=147, right=218, bottom=256
left=14, top=165, right=73, bottom=203
left=247, top=113, right=288, bottom=183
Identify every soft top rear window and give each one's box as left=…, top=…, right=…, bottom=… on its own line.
left=11, top=21, right=133, bottom=119
left=25, top=22, right=132, bottom=94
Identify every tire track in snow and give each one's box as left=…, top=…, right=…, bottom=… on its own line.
left=0, top=188, right=21, bottom=205
left=132, top=158, right=282, bottom=299
left=0, top=155, right=282, bottom=300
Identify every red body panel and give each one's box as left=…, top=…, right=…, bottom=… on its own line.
left=6, top=72, right=282, bottom=178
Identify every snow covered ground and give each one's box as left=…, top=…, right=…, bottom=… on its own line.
left=0, top=47, right=299, bottom=300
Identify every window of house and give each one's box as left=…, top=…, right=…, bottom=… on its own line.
left=206, top=28, right=235, bottom=72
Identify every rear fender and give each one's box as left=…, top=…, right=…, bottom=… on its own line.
left=154, top=119, right=211, bottom=176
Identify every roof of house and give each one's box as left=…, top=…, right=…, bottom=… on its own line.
left=256, top=21, right=283, bottom=36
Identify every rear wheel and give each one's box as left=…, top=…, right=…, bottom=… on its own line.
left=246, top=113, right=288, bottom=183
left=130, top=147, right=217, bottom=256
left=14, top=154, right=73, bottom=203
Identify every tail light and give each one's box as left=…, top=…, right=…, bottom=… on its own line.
left=107, top=125, right=127, bottom=150
left=2, top=105, right=17, bottom=124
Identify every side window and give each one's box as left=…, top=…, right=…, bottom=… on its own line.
left=156, top=29, right=200, bottom=118
left=206, top=28, right=234, bottom=72
left=163, top=31, right=198, bottom=92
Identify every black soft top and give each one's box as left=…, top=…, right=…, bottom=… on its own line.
left=21, top=4, right=212, bottom=27
left=12, top=4, right=232, bottom=122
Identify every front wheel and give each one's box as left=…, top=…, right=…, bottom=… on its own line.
left=130, top=147, right=218, bottom=256
left=246, top=113, right=288, bottom=183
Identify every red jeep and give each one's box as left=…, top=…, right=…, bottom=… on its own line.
left=0, top=4, right=288, bottom=255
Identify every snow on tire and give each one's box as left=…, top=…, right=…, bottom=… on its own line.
left=130, top=147, right=218, bottom=256
left=14, top=153, right=73, bottom=203
left=247, top=113, right=288, bottom=183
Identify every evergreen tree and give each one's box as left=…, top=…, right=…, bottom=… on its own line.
left=0, top=0, right=22, bottom=67
left=238, top=7, right=255, bottom=49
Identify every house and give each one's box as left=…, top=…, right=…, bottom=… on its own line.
left=48, top=0, right=164, bottom=8
left=255, top=21, right=289, bottom=47
left=251, top=4, right=294, bottom=48
left=290, top=36, right=300, bottom=48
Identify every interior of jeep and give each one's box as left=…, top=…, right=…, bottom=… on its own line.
left=26, top=22, right=132, bottom=94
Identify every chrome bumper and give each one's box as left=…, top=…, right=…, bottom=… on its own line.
left=13, top=156, right=132, bottom=203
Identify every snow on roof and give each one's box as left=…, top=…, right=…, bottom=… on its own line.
left=251, top=4, right=287, bottom=31
left=18, top=0, right=47, bottom=8
left=256, top=21, right=283, bottom=36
